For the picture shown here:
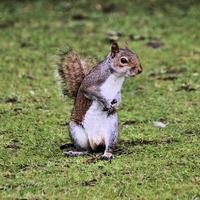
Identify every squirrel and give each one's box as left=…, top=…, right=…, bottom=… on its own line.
left=57, top=41, right=143, bottom=160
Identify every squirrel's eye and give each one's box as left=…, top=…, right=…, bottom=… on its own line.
left=120, top=57, right=128, bottom=64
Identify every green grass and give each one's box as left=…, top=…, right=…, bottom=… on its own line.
left=0, top=0, right=200, bottom=199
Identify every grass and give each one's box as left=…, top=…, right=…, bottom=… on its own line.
left=0, top=0, right=200, bottom=199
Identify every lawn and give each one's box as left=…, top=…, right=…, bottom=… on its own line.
left=0, top=0, right=200, bottom=199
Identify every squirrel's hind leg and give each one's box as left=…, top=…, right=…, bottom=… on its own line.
left=63, top=121, right=90, bottom=157
left=102, top=113, right=118, bottom=160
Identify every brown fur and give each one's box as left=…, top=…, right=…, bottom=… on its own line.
left=113, top=49, right=141, bottom=69
left=58, top=42, right=143, bottom=159
left=58, top=51, right=96, bottom=98
left=58, top=43, right=142, bottom=126
left=71, top=64, right=111, bottom=124
left=71, top=92, right=92, bottom=125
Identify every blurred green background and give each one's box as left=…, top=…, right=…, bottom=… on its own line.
left=0, top=0, right=200, bottom=199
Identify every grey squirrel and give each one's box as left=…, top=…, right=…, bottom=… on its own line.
left=57, top=42, right=143, bottom=160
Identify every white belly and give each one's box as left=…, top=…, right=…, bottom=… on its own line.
left=100, top=74, right=124, bottom=101
left=82, top=74, right=124, bottom=150
left=83, top=101, right=109, bottom=149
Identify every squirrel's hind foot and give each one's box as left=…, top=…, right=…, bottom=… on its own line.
left=63, top=150, right=89, bottom=157
left=101, top=152, right=113, bottom=161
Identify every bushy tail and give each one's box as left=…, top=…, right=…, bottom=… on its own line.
left=57, top=49, right=95, bottom=98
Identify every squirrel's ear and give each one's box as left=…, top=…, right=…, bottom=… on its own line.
left=111, top=41, right=119, bottom=58
left=124, top=41, right=128, bottom=49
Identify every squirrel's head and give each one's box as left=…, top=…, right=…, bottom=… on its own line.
left=110, top=42, right=143, bottom=77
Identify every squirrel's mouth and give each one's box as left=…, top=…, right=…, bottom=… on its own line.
left=126, top=67, right=142, bottom=77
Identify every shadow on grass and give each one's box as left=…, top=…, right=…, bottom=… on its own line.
left=60, top=138, right=179, bottom=164
left=114, top=138, right=179, bottom=155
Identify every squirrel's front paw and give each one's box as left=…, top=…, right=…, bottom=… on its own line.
left=110, top=98, right=118, bottom=107
left=102, top=104, right=115, bottom=114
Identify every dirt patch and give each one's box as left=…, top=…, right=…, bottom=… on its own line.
left=145, top=40, right=164, bottom=49
left=0, top=20, right=15, bottom=29
left=81, top=178, right=97, bottom=186
left=4, top=96, right=20, bottom=104
left=177, top=83, right=197, bottom=92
